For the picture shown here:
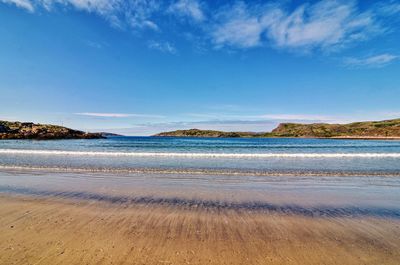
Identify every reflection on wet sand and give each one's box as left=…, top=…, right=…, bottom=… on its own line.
left=1, top=169, right=400, bottom=264
left=1, top=194, right=400, bottom=265
left=1, top=186, right=399, bottom=219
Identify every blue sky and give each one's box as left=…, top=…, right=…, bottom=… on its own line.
left=1, top=0, right=400, bottom=135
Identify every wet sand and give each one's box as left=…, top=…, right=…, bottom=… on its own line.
left=0, top=194, right=400, bottom=265
left=1, top=170, right=400, bottom=264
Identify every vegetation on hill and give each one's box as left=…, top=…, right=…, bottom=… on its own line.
left=154, top=129, right=267, bottom=138
left=0, top=121, right=104, bottom=140
left=271, top=119, right=400, bottom=138
left=153, top=119, right=400, bottom=138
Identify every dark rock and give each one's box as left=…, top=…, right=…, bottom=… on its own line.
left=0, top=124, right=9, bottom=133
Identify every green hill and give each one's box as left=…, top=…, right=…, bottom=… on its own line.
left=153, top=119, right=400, bottom=139
left=271, top=119, right=400, bottom=138
left=154, top=128, right=264, bottom=138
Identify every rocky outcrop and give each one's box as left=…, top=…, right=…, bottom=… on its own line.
left=0, top=121, right=104, bottom=140
left=0, top=124, right=9, bottom=133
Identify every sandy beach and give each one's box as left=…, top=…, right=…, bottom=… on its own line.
left=1, top=166, right=400, bottom=265
left=1, top=193, right=400, bottom=265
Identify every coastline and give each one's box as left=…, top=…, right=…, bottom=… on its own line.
left=326, top=136, right=400, bottom=140
left=153, top=135, right=400, bottom=140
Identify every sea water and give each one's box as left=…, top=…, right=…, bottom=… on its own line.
left=0, top=137, right=400, bottom=174
left=1, top=137, right=400, bottom=213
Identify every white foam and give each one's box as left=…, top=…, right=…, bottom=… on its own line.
left=0, top=165, right=399, bottom=177
left=1, top=149, right=400, bottom=158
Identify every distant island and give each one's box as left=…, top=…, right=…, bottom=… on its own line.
left=0, top=120, right=104, bottom=140
left=97, top=132, right=123, bottom=137
left=154, top=118, right=400, bottom=139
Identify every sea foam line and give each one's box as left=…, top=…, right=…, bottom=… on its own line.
left=0, top=149, right=400, bottom=158
left=1, top=165, right=399, bottom=177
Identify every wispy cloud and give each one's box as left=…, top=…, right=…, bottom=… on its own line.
left=344, top=53, right=399, bottom=68
left=212, top=0, right=379, bottom=51
left=147, top=41, right=177, bottom=54
left=75, top=112, right=164, bottom=118
left=84, top=40, right=106, bottom=49
left=212, top=2, right=264, bottom=48
left=168, top=0, right=205, bottom=22
left=101, top=120, right=278, bottom=136
left=184, top=112, right=345, bottom=123
left=376, top=1, right=400, bottom=16
left=1, top=0, right=34, bottom=12
left=80, top=112, right=400, bottom=135
left=2, top=0, right=399, bottom=55
left=5, top=0, right=161, bottom=31
left=258, top=114, right=337, bottom=121
left=98, top=114, right=354, bottom=136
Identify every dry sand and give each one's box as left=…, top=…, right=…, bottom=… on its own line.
left=1, top=194, right=399, bottom=265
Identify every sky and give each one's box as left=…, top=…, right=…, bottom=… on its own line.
left=1, top=0, right=400, bottom=135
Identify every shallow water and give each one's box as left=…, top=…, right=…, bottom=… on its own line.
left=1, top=137, right=400, bottom=213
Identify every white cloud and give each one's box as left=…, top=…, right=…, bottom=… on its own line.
left=344, top=53, right=399, bottom=68
left=148, top=41, right=177, bottom=54
left=212, top=2, right=264, bottom=48
left=185, top=112, right=344, bottom=123
left=84, top=40, right=105, bottom=49
left=1, top=0, right=398, bottom=55
left=75, top=112, right=164, bottom=118
left=2, top=0, right=160, bottom=30
left=168, top=0, right=204, bottom=22
left=141, top=20, right=159, bottom=31
left=98, top=114, right=352, bottom=136
left=376, top=1, right=400, bottom=16
left=258, top=114, right=336, bottom=121
left=212, top=0, right=379, bottom=51
left=264, top=1, right=376, bottom=50
left=103, top=120, right=278, bottom=136
left=1, top=0, right=34, bottom=12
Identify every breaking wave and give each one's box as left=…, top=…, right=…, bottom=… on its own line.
left=1, top=149, right=400, bottom=158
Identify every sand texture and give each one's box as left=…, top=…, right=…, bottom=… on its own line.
left=1, top=194, right=399, bottom=265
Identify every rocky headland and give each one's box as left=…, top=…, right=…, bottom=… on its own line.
left=0, top=121, right=104, bottom=140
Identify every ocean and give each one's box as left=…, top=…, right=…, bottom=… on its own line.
left=1, top=136, right=400, bottom=174
left=0, top=137, right=400, bottom=212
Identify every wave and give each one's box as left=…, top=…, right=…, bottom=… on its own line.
left=1, top=165, right=400, bottom=177
left=1, top=149, right=400, bottom=158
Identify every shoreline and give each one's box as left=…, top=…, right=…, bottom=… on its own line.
left=1, top=166, right=399, bottom=264
left=2, top=164, right=400, bottom=177
left=153, top=135, right=400, bottom=140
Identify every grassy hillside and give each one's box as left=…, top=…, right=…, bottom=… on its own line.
left=153, top=119, right=400, bottom=138
left=154, top=129, right=264, bottom=138
left=271, top=119, right=400, bottom=138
